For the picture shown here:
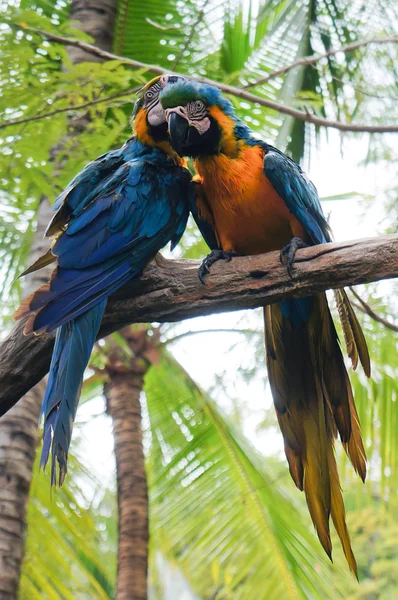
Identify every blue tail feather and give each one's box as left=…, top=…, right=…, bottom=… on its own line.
left=40, top=299, right=107, bottom=485
left=280, top=298, right=312, bottom=327
left=33, top=264, right=135, bottom=333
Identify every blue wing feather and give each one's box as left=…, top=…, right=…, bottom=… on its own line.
left=20, top=140, right=191, bottom=484
left=49, top=141, right=138, bottom=213
left=263, top=145, right=332, bottom=245
left=189, top=182, right=220, bottom=250
left=40, top=300, right=107, bottom=485
left=262, top=145, right=332, bottom=326
left=33, top=155, right=190, bottom=331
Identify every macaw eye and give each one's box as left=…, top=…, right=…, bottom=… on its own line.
left=146, top=91, right=154, bottom=99
left=195, top=100, right=205, bottom=110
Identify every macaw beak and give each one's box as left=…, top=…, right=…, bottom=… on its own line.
left=167, top=111, right=190, bottom=156
left=166, top=105, right=217, bottom=158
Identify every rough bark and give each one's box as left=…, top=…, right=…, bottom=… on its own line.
left=0, top=2, right=117, bottom=598
left=0, top=233, right=397, bottom=418
left=69, top=0, right=116, bottom=61
left=106, top=374, right=148, bottom=600
left=105, top=328, right=155, bottom=600
left=0, top=199, right=53, bottom=600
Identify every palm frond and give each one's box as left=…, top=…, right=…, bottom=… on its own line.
left=20, top=451, right=116, bottom=599
left=145, top=354, right=353, bottom=599
left=336, top=286, right=398, bottom=508
left=114, top=0, right=197, bottom=65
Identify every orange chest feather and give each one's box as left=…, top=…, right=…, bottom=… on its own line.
left=195, top=146, right=305, bottom=255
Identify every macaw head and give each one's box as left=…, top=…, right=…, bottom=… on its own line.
left=132, top=74, right=185, bottom=149
left=160, top=80, right=247, bottom=158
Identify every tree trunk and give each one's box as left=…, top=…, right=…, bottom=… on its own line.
left=0, top=2, right=117, bottom=598
left=0, top=199, right=53, bottom=600
left=106, top=374, right=148, bottom=600
left=105, top=327, right=158, bottom=600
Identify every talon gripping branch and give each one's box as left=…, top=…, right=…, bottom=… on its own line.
left=161, top=78, right=371, bottom=575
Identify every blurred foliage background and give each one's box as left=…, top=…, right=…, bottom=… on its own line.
left=0, top=0, right=398, bottom=598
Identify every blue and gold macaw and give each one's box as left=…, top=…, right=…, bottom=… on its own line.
left=161, top=80, right=371, bottom=575
left=15, top=74, right=191, bottom=485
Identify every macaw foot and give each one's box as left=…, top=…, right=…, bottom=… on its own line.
left=280, top=237, right=308, bottom=278
left=199, top=250, right=238, bottom=284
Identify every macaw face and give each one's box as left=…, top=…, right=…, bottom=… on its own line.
left=163, top=99, right=222, bottom=158
left=133, top=74, right=184, bottom=143
left=143, top=75, right=180, bottom=126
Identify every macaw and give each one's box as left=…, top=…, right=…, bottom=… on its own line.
left=14, top=74, right=191, bottom=485
left=160, top=80, right=371, bottom=575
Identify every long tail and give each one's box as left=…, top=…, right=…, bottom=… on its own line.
left=263, top=293, right=369, bottom=576
left=40, top=300, right=107, bottom=486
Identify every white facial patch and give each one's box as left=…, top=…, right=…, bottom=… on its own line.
left=148, top=102, right=167, bottom=126
left=189, top=116, right=211, bottom=135
left=145, top=75, right=175, bottom=125
left=186, top=100, right=210, bottom=135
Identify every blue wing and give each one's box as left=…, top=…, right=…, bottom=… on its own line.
left=18, top=150, right=190, bottom=333
left=15, top=140, right=190, bottom=485
left=262, top=145, right=333, bottom=326
left=263, top=145, right=332, bottom=245
left=46, top=142, right=137, bottom=237
left=40, top=299, right=107, bottom=485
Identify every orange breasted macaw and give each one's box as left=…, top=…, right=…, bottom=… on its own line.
left=160, top=79, right=371, bottom=575
left=14, top=75, right=191, bottom=485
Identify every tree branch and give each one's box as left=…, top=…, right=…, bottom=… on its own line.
left=243, top=36, right=398, bottom=89
left=0, top=234, right=397, bottom=416
left=0, top=87, right=139, bottom=130
left=349, top=286, right=398, bottom=332
left=163, top=328, right=256, bottom=346
left=192, top=82, right=398, bottom=133
left=6, top=25, right=398, bottom=134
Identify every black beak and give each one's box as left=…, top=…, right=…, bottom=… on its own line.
left=168, top=112, right=190, bottom=156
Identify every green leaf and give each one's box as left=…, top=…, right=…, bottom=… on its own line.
left=20, top=452, right=116, bottom=599
left=145, top=354, right=353, bottom=599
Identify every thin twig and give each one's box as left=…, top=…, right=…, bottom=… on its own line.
left=163, top=327, right=260, bottom=346
left=0, top=87, right=140, bottom=130
left=171, top=0, right=211, bottom=70
left=196, top=82, right=398, bottom=132
left=349, top=287, right=398, bottom=332
left=243, top=36, right=398, bottom=89
left=6, top=25, right=398, bottom=134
